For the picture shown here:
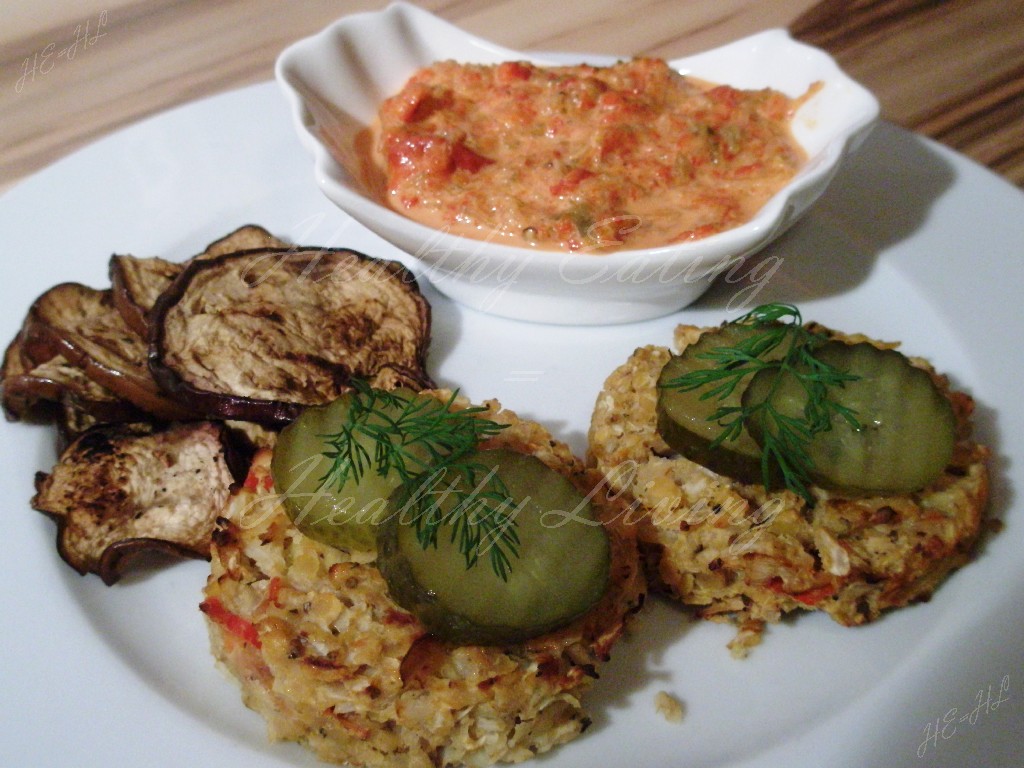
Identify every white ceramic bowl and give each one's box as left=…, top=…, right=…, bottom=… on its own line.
left=276, top=2, right=879, bottom=325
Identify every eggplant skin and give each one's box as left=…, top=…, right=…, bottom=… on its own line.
left=148, top=247, right=434, bottom=425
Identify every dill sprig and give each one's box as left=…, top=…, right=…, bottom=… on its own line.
left=662, top=303, right=860, bottom=504
left=317, top=381, right=520, bottom=579
left=396, top=458, right=522, bottom=582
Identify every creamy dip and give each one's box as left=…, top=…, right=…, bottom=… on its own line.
left=368, top=59, right=811, bottom=253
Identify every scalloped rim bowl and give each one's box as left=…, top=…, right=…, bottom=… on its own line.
left=276, top=1, right=879, bottom=325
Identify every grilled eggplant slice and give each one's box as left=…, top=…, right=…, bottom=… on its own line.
left=3, top=320, right=149, bottom=437
left=2, top=329, right=29, bottom=382
left=20, top=282, right=194, bottom=421
left=109, top=255, right=182, bottom=337
left=149, top=248, right=433, bottom=425
left=2, top=330, right=45, bottom=420
left=32, top=421, right=240, bottom=584
left=109, top=224, right=287, bottom=336
left=4, top=350, right=130, bottom=415
left=200, top=223, right=288, bottom=258
left=52, top=389, right=151, bottom=449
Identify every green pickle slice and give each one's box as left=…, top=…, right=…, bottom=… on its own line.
left=742, top=341, right=957, bottom=494
left=657, top=323, right=783, bottom=483
left=270, top=388, right=443, bottom=551
left=377, top=448, right=611, bottom=644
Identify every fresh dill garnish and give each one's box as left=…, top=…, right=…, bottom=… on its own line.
left=316, top=380, right=520, bottom=579
left=661, top=303, right=861, bottom=504
left=396, top=458, right=522, bottom=582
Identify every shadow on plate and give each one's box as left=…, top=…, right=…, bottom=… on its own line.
left=698, top=123, right=957, bottom=312
left=582, top=593, right=697, bottom=733
left=418, top=276, right=464, bottom=389
left=961, top=399, right=1012, bottom=561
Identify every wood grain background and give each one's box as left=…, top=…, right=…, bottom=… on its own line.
left=3, top=0, right=1023, bottom=194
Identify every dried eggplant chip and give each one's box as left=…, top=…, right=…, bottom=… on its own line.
left=222, top=419, right=280, bottom=452
left=16, top=354, right=122, bottom=404
left=2, top=329, right=29, bottom=380
left=109, top=255, right=182, bottom=337
left=200, top=223, right=289, bottom=259
left=149, top=247, right=433, bottom=425
left=55, top=396, right=102, bottom=445
left=4, top=350, right=139, bottom=418
left=109, top=224, right=288, bottom=336
left=20, top=282, right=194, bottom=421
left=2, top=330, right=43, bottom=420
left=3, top=325, right=144, bottom=437
left=32, top=421, right=239, bottom=585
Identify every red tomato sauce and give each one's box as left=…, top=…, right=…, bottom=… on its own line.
left=368, top=59, right=811, bottom=253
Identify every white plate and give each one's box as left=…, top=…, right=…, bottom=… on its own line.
left=1, top=81, right=1021, bottom=768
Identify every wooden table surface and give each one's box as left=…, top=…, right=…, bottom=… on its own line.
left=3, top=0, right=1023, bottom=196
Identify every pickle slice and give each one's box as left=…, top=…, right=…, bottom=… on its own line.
left=742, top=341, right=957, bottom=494
left=656, top=324, right=783, bottom=482
left=377, top=448, right=611, bottom=644
left=270, top=388, right=442, bottom=551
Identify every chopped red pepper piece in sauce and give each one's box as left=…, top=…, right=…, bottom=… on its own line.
left=369, top=58, right=814, bottom=252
